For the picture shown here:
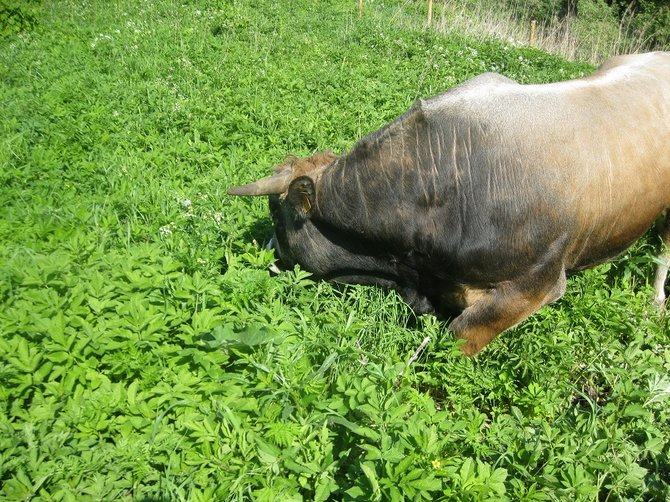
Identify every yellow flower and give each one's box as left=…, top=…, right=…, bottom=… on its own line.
left=431, top=459, right=442, bottom=469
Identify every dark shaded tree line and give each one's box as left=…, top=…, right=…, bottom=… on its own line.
left=517, top=0, right=669, bottom=48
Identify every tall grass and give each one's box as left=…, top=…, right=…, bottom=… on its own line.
left=385, top=0, right=665, bottom=65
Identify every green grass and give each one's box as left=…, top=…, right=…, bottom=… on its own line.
left=1, top=0, right=669, bottom=500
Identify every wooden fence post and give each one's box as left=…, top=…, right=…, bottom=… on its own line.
left=529, top=18, right=537, bottom=46
left=427, top=0, right=433, bottom=26
left=358, top=0, right=363, bottom=18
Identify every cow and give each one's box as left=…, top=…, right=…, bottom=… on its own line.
left=228, top=51, right=670, bottom=356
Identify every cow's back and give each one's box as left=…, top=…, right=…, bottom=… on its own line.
left=422, top=52, right=670, bottom=273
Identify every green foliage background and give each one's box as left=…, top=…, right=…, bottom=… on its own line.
left=1, top=0, right=669, bottom=500
left=501, top=0, right=670, bottom=48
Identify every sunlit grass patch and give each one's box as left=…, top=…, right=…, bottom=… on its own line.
left=0, top=0, right=668, bottom=500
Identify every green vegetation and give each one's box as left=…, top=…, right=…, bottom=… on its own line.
left=504, top=0, right=670, bottom=48
left=1, top=0, right=668, bottom=500
left=427, top=0, right=669, bottom=64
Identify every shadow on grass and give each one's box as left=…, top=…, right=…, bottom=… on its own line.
left=242, top=216, right=275, bottom=246
left=222, top=215, right=275, bottom=276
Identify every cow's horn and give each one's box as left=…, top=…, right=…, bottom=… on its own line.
left=227, top=169, right=293, bottom=196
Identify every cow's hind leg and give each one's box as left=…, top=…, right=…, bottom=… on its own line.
left=652, top=213, right=670, bottom=306
left=450, top=271, right=566, bottom=356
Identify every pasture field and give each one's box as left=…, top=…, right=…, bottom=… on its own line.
left=1, top=0, right=669, bottom=500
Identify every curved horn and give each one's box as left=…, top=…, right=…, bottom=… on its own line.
left=227, top=169, right=293, bottom=196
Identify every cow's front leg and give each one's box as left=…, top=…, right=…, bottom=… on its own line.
left=449, top=272, right=566, bottom=356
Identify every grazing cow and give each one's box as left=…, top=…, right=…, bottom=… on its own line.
left=228, top=52, right=670, bottom=355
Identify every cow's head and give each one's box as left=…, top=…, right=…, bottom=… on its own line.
left=228, top=151, right=341, bottom=273
left=228, top=151, right=436, bottom=314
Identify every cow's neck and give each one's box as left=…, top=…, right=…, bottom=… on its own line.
left=315, top=146, right=440, bottom=248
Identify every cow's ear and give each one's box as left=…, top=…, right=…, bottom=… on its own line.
left=287, top=176, right=316, bottom=217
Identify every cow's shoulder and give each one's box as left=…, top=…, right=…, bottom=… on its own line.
left=461, top=72, right=517, bottom=87
left=443, top=72, right=517, bottom=97
left=421, top=72, right=518, bottom=117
